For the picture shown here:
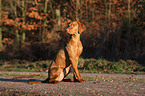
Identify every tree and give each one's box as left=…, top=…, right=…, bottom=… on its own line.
left=76, top=0, right=80, bottom=21
left=0, top=0, right=2, bottom=50
left=42, top=0, right=48, bottom=40
left=21, top=0, right=26, bottom=45
left=9, top=0, right=20, bottom=48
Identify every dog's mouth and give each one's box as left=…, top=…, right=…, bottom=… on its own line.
left=66, top=28, right=77, bottom=35
left=66, top=28, right=71, bottom=34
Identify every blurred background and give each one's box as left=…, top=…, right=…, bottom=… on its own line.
left=0, top=0, right=145, bottom=65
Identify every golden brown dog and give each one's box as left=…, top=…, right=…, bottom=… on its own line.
left=28, top=22, right=86, bottom=84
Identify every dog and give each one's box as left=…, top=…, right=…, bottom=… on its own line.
left=28, top=22, right=86, bottom=83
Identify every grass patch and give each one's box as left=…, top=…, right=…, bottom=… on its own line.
left=0, top=60, right=51, bottom=72
left=78, top=58, right=145, bottom=74
left=0, top=58, right=145, bottom=74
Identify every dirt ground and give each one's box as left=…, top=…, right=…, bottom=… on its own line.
left=0, top=72, right=145, bottom=96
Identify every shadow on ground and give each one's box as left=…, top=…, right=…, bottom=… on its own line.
left=0, top=78, right=42, bottom=83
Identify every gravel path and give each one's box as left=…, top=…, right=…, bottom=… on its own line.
left=0, top=72, right=145, bottom=96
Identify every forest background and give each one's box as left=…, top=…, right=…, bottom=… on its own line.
left=0, top=0, right=145, bottom=67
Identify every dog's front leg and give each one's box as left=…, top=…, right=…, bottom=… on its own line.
left=70, top=58, right=85, bottom=82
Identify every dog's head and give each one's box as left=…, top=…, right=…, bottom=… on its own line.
left=66, top=22, right=86, bottom=35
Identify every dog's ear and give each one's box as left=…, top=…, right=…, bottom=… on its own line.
left=77, top=22, right=86, bottom=34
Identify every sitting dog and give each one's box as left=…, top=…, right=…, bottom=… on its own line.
left=28, top=22, right=86, bottom=83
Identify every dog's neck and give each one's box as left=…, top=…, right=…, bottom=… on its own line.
left=68, top=34, right=80, bottom=46
left=72, top=34, right=80, bottom=39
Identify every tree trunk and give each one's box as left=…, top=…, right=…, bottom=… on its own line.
left=108, top=0, right=112, bottom=21
left=21, top=0, right=25, bottom=45
left=14, top=5, right=19, bottom=49
left=0, top=0, right=2, bottom=50
left=128, top=0, right=131, bottom=30
left=76, top=0, right=80, bottom=21
left=42, top=0, right=48, bottom=41
left=85, top=0, right=88, bottom=23
left=10, top=1, right=20, bottom=48
left=56, top=9, right=61, bottom=30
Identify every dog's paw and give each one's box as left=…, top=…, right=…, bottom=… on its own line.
left=74, top=79, right=85, bottom=82
left=80, top=79, right=85, bottom=82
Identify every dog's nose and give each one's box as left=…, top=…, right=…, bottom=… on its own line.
left=66, top=28, right=69, bottom=32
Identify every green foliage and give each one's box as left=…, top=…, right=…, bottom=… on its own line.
left=78, top=58, right=145, bottom=74
left=0, top=60, right=51, bottom=72
left=0, top=58, right=144, bottom=74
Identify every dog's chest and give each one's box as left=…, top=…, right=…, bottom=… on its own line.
left=66, top=40, right=83, bottom=56
left=77, top=41, right=83, bottom=56
left=66, top=34, right=83, bottom=57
